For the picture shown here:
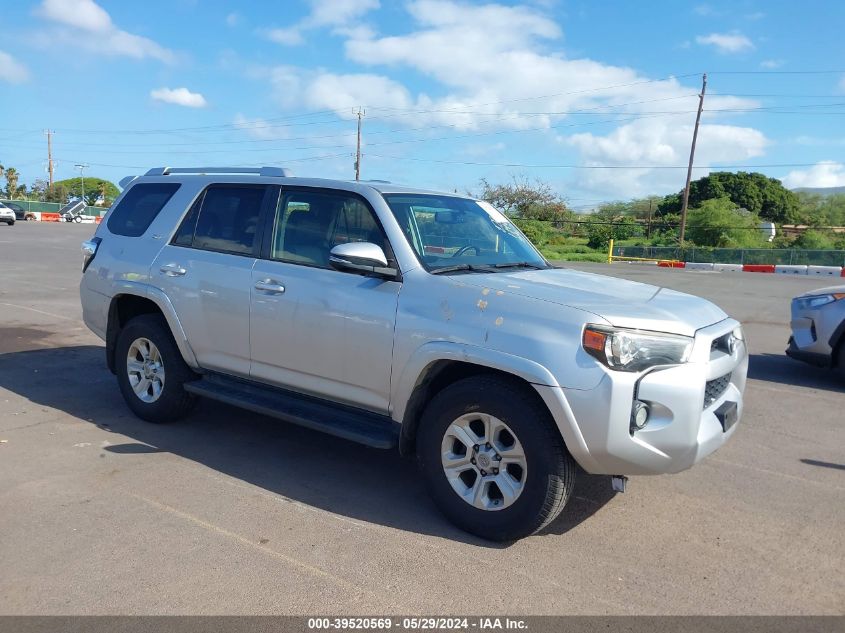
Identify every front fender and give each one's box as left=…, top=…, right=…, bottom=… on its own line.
left=390, top=340, right=560, bottom=424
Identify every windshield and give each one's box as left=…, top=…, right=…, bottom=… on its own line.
left=382, top=194, right=548, bottom=273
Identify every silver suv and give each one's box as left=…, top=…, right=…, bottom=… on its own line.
left=80, top=166, right=748, bottom=540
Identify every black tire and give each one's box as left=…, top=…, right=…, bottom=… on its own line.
left=417, top=375, right=576, bottom=541
left=6, top=220, right=13, bottom=226
left=836, top=342, right=845, bottom=381
left=115, top=314, right=197, bottom=423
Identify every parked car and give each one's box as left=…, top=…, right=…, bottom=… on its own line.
left=2, top=201, right=27, bottom=220
left=786, top=285, right=845, bottom=377
left=0, top=202, right=15, bottom=225
left=79, top=166, right=749, bottom=540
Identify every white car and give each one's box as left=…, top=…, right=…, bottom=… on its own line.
left=0, top=202, right=16, bottom=225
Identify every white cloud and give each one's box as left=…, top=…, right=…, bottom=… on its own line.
left=565, top=119, right=769, bottom=197
left=693, top=4, right=715, bottom=16
left=150, top=87, right=207, bottom=108
left=37, top=0, right=112, bottom=32
left=264, top=0, right=379, bottom=46
left=782, top=161, right=845, bottom=189
left=696, top=32, right=754, bottom=54
left=266, top=27, right=306, bottom=46
left=226, top=12, right=242, bottom=27
left=253, top=1, right=765, bottom=195
left=0, top=50, right=30, bottom=83
left=760, top=59, right=784, bottom=69
left=35, top=0, right=175, bottom=63
left=233, top=113, right=288, bottom=140
left=839, top=75, right=845, bottom=94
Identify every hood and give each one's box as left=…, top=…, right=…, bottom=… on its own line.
left=457, top=267, right=728, bottom=337
left=797, top=284, right=845, bottom=298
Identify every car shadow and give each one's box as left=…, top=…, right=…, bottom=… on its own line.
left=0, top=344, right=618, bottom=546
left=748, top=353, right=844, bottom=392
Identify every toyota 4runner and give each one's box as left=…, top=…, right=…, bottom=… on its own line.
left=80, top=166, right=748, bottom=540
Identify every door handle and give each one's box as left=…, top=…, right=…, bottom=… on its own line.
left=159, top=263, right=187, bottom=277
left=254, top=279, right=285, bottom=294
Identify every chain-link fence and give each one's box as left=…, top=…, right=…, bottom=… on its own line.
left=1, top=200, right=106, bottom=216
left=612, top=246, right=845, bottom=267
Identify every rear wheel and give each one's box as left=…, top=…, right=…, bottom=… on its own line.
left=115, top=314, right=197, bottom=423
left=417, top=375, right=576, bottom=541
left=836, top=342, right=845, bottom=381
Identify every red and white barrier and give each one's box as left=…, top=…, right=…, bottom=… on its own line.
left=620, top=260, right=845, bottom=277
left=774, top=265, right=808, bottom=275
left=684, top=262, right=714, bottom=271
left=807, top=266, right=842, bottom=276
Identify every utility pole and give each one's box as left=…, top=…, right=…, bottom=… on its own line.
left=679, top=73, right=707, bottom=244
left=45, top=130, right=55, bottom=188
left=74, top=163, right=89, bottom=206
left=647, top=198, right=653, bottom=239
left=354, top=107, right=365, bottom=181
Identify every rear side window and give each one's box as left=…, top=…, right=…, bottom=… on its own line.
left=173, top=185, right=267, bottom=256
left=107, top=183, right=180, bottom=237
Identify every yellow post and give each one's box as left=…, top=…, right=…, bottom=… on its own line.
left=607, top=238, right=614, bottom=264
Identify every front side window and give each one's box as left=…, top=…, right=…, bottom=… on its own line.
left=174, top=185, right=266, bottom=256
left=382, top=194, right=547, bottom=273
left=107, top=183, right=180, bottom=237
left=270, top=190, right=390, bottom=269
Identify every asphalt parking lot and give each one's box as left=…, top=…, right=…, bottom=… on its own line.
left=0, top=221, right=843, bottom=615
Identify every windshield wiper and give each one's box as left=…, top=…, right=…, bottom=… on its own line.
left=491, top=262, right=548, bottom=270
left=429, top=264, right=493, bottom=275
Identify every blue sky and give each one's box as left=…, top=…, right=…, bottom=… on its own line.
left=1, top=0, right=844, bottom=209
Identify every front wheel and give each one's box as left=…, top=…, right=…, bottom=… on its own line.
left=115, top=314, right=197, bottom=423
left=417, top=376, right=576, bottom=541
left=6, top=220, right=13, bottom=226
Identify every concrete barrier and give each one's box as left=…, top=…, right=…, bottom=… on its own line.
left=40, top=212, right=62, bottom=222
left=774, top=265, right=808, bottom=275
left=807, top=265, right=843, bottom=276
left=742, top=264, right=776, bottom=273
left=713, top=263, right=744, bottom=272
left=658, top=261, right=685, bottom=268
left=684, top=262, right=715, bottom=271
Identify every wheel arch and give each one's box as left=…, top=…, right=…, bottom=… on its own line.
left=394, top=343, right=562, bottom=456
left=106, top=287, right=198, bottom=374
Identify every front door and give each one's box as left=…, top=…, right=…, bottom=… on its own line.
left=250, top=188, right=400, bottom=413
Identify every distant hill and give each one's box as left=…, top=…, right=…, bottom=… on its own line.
left=792, top=186, right=845, bottom=195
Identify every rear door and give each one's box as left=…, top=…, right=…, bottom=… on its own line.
left=152, top=184, right=273, bottom=377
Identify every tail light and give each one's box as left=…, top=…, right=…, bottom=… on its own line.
left=81, top=237, right=101, bottom=272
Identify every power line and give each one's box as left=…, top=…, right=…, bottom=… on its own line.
left=364, top=155, right=828, bottom=169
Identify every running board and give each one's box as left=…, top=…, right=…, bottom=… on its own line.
left=184, top=374, right=399, bottom=449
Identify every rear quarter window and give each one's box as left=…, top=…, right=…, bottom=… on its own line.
left=107, top=183, right=181, bottom=237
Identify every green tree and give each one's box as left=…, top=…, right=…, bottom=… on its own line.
left=53, top=177, right=120, bottom=205
left=478, top=176, right=570, bottom=222
left=585, top=216, right=638, bottom=250
left=792, top=230, right=836, bottom=250
left=4, top=167, right=21, bottom=199
left=657, top=172, right=801, bottom=224
left=685, top=197, right=766, bottom=247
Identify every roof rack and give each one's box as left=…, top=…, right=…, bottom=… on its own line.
left=144, top=166, right=294, bottom=177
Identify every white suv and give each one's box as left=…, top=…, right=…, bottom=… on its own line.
left=80, top=166, right=748, bottom=540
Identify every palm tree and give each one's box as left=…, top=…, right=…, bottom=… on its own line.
left=5, top=167, right=19, bottom=200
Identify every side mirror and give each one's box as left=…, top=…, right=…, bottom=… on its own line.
left=329, top=242, right=398, bottom=278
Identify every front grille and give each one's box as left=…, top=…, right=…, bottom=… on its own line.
left=704, top=373, right=732, bottom=409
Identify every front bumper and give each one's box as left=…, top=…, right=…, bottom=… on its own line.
left=537, top=319, right=748, bottom=476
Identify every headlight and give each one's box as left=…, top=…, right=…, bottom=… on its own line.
left=583, top=325, right=694, bottom=372
left=794, top=293, right=845, bottom=310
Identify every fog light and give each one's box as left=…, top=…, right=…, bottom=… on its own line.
left=631, top=401, right=650, bottom=431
